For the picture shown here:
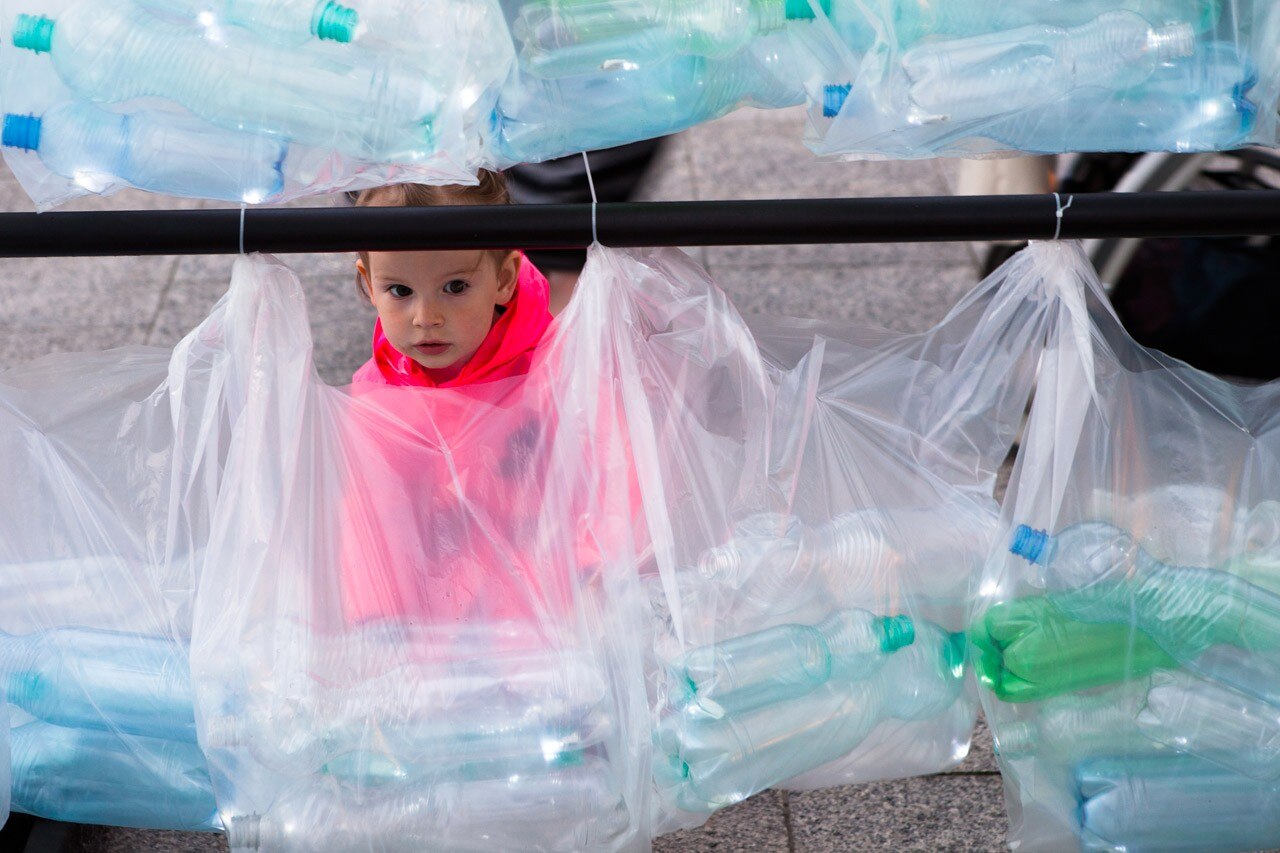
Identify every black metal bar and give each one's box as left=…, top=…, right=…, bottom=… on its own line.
left=3, top=191, right=1280, bottom=257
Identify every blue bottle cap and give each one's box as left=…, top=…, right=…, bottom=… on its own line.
left=2, top=113, right=41, bottom=151
left=12, top=13, right=54, bottom=53
left=822, top=84, right=851, bottom=118
left=311, top=0, right=357, bottom=43
left=1233, top=74, right=1259, bottom=137
left=1009, top=524, right=1051, bottom=565
left=786, top=0, right=831, bottom=20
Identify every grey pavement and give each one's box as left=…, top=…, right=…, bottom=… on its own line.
left=0, top=106, right=1006, bottom=851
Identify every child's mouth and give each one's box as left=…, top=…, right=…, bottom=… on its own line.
left=415, top=342, right=451, bottom=356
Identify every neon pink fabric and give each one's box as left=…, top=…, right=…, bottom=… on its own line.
left=351, top=255, right=552, bottom=388
left=340, top=256, right=568, bottom=627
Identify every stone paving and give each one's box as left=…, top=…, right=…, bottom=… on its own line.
left=0, top=105, right=1010, bottom=852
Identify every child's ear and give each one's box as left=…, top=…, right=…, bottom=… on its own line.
left=496, top=251, right=522, bottom=305
left=355, top=258, right=373, bottom=302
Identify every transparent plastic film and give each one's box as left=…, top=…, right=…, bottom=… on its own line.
left=807, top=0, right=1279, bottom=159
left=0, top=0, right=513, bottom=208
left=0, top=261, right=249, bottom=828
left=979, top=240, right=1280, bottom=852
left=609, top=243, right=1057, bottom=830
left=185, top=251, right=653, bottom=851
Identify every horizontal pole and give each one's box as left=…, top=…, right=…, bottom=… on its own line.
left=3, top=191, right=1280, bottom=257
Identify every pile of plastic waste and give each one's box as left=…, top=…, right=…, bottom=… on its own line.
left=2, top=0, right=1276, bottom=207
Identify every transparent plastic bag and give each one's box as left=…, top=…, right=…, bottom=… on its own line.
left=602, top=245, right=1057, bottom=831
left=0, top=283, right=245, bottom=829
left=0, top=0, right=513, bottom=208
left=978, top=241, right=1280, bottom=852
left=489, top=0, right=839, bottom=166
left=806, top=0, right=1280, bottom=159
left=186, top=251, right=654, bottom=851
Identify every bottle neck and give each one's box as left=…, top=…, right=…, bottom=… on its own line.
left=697, top=543, right=742, bottom=582
left=0, top=632, right=37, bottom=707
left=755, top=0, right=788, bottom=34
left=818, top=610, right=914, bottom=660
left=202, top=714, right=243, bottom=750
left=995, top=719, right=1036, bottom=758
left=806, top=511, right=885, bottom=573
left=1146, top=22, right=1196, bottom=63
left=227, top=814, right=263, bottom=850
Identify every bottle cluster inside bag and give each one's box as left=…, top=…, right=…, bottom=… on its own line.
left=1, top=0, right=1277, bottom=208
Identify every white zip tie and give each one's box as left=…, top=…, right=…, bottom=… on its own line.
left=1053, top=192, right=1074, bottom=240
left=581, top=150, right=599, bottom=245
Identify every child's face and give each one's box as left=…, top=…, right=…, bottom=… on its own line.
left=358, top=249, right=521, bottom=382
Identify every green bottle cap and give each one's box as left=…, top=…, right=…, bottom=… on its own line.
left=13, top=13, right=54, bottom=53
left=878, top=614, right=915, bottom=653
left=785, top=0, right=831, bottom=20
left=943, top=631, right=968, bottom=673
left=311, top=0, right=358, bottom=43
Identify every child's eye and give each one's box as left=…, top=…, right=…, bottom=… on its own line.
left=386, top=284, right=412, bottom=298
left=443, top=279, right=470, bottom=295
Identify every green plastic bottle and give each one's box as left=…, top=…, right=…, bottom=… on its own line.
left=970, top=595, right=1175, bottom=702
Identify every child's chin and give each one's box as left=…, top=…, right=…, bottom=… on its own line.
left=411, top=353, right=466, bottom=376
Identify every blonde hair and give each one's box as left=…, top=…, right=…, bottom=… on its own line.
left=353, top=170, right=514, bottom=297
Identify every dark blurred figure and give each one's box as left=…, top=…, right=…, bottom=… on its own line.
left=505, top=139, right=665, bottom=314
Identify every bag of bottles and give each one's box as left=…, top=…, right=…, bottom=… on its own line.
left=0, top=289, right=248, bottom=829
left=615, top=244, right=1057, bottom=832
left=806, top=0, right=1280, bottom=158
left=0, top=0, right=514, bottom=208
left=489, top=0, right=842, bottom=166
left=183, top=250, right=658, bottom=851
left=977, top=241, right=1280, bottom=852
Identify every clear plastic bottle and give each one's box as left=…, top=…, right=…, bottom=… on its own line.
left=671, top=609, right=914, bottom=715
left=225, top=755, right=630, bottom=851
left=697, top=512, right=895, bottom=615
left=822, top=0, right=1221, bottom=52
left=1077, top=754, right=1280, bottom=852
left=12, top=2, right=441, bottom=161
left=661, top=621, right=965, bottom=812
left=513, top=0, right=819, bottom=78
left=1138, top=667, right=1280, bottom=780
left=1010, top=521, right=1280, bottom=665
left=0, top=625, right=195, bottom=742
left=2, top=102, right=286, bottom=202
left=980, top=40, right=1256, bottom=153
left=898, top=11, right=1196, bottom=125
left=9, top=721, right=217, bottom=830
left=821, top=40, right=1256, bottom=154
left=143, top=0, right=513, bottom=74
left=139, top=0, right=359, bottom=43
left=698, top=507, right=996, bottom=616
left=492, top=36, right=805, bottom=165
left=995, top=683, right=1157, bottom=764
left=205, top=699, right=612, bottom=777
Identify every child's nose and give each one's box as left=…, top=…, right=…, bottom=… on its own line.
left=413, top=302, right=445, bottom=327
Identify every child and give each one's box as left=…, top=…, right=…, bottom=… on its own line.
left=340, top=172, right=571, bottom=628
left=350, top=170, right=553, bottom=389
